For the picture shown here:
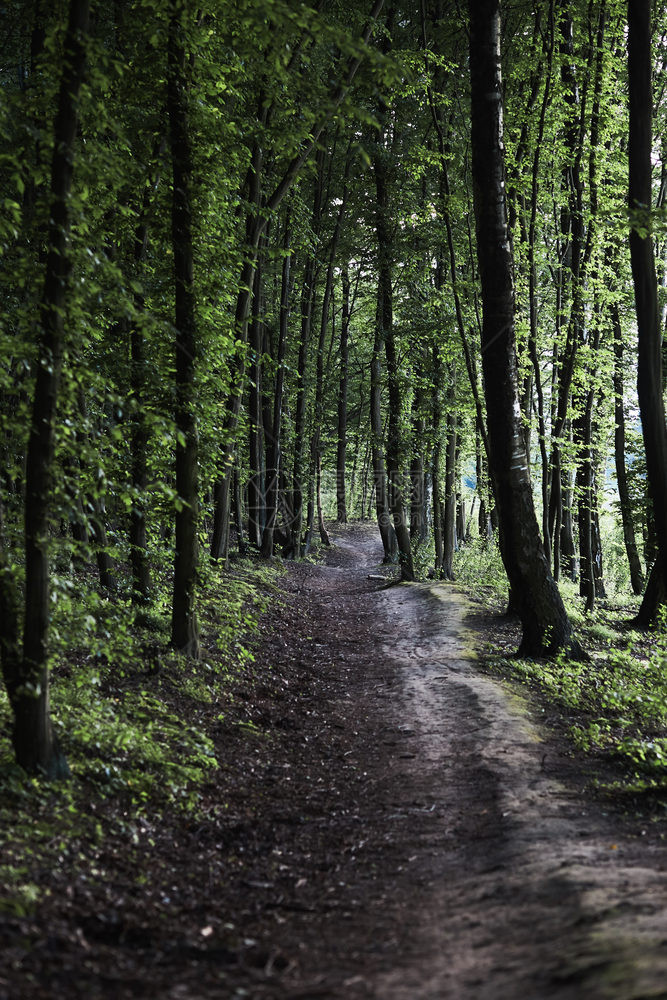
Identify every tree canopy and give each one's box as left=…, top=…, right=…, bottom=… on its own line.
left=1, top=0, right=666, bottom=774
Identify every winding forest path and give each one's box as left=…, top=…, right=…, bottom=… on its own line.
left=15, top=522, right=667, bottom=999
left=239, top=522, right=667, bottom=1000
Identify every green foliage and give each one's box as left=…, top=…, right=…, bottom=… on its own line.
left=484, top=598, right=667, bottom=801
left=0, top=554, right=283, bottom=916
left=453, top=537, right=508, bottom=609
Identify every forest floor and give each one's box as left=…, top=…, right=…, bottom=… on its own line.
left=3, top=522, right=667, bottom=999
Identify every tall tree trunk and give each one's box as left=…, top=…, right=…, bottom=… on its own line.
left=232, top=463, right=247, bottom=557
left=14, top=0, right=90, bottom=777
left=248, top=258, right=265, bottom=549
left=611, top=302, right=644, bottom=594
left=370, top=310, right=397, bottom=562
left=432, top=351, right=445, bottom=576
left=468, top=0, right=583, bottom=658
left=628, top=1, right=667, bottom=599
left=77, top=391, right=114, bottom=591
left=315, top=453, right=329, bottom=547
left=547, top=11, right=589, bottom=571
left=209, top=142, right=263, bottom=563
left=442, top=397, right=457, bottom=581
left=409, top=426, right=426, bottom=543
left=374, top=147, right=414, bottom=581
left=560, top=462, right=577, bottom=581
left=289, top=153, right=325, bottom=558
left=261, top=218, right=291, bottom=558
left=168, top=1, right=199, bottom=658
left=129, top=137, right=165, bottom=605
left=336, top=265, right=350, bottom=523
left=573, top=388, right=595, bottom=612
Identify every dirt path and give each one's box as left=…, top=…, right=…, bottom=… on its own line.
left=241, top=523, right=667, bottom=1000
left=5, top=522, right=667, bottom=999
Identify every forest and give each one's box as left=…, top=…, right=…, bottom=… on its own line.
left=1, top=0, right=667, bottom=995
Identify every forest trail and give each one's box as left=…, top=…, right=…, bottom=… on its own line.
left=260, top=523, right=667, bottom=1000
left=6, top=523, right=667, bottom=1000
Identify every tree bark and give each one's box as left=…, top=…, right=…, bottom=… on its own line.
left=129, top=136, right=165, bottom=605
left=247, top=258, right=265, bottom=549
left=288, top=153, right=325, bottom=558
left=442, top=398, right=457, bottom=581
left=336, top=264, right=350, bottom=523
left=628, top=1, right=667, bottom=599
left=374, top=147, right=414, bottom=581
left=15, top=0, right=90, bottom=777
left=261, top=217, right=291, bottom=558
left=611, top=302, right=644, bottom=594
left=370, top=305, right=398, bottom=562
left=468, top=0, right=583, bottom=658
left=168, top=1, right=199, bottom=657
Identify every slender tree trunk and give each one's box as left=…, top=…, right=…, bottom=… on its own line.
left=310, top=154, right=349, bottom=545
left=374, top=146, right=414, bottom=580
left=168, top=2, right=199, bottom=657
left=129, top=138, right=165, bottom=605
left=316, top=453, right=329, bottom=547
left=290, top=264, right=316, bottom=558
left=442, top=401, right=457, bottom=581
left=289, top=156, right=324, bottom=558
left=248, top=259, right=265, bottom=548
left=409, top=438, right=426, bottom=542
left=210, top=146, right=263, bottom=562
left=628, top=1, right=667, bottom=599
left=611, top=302, right=644, bottom=593
left=468, top=0, right=583, bottom=658
left=233, top=463, right=247, bottom=557
left=261, top=219, right=291, bottom=558
left=432, top=348, right=445, bottom=575
left=476, top=429, right=490, bottom=540
left=370, top=314, right=397, bottom=562
left=573, top=389, right=595, bottom=612
left=547, top=12, right=588, bottom=569
left=14, top=0, right=90, bottom=777
left=592, top=496, right=605, bottom=599
left=336, top=265, right=350, bottom=523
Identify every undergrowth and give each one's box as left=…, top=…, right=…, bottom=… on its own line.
left=454, top=537, right=667, bottom=808
left=0, top=553, right=283, bottom=917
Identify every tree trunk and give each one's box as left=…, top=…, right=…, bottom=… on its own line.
left=289, top=154, right=324, bottom=558
left=370, top=317, right=397, bottom=562
left=547, top=12, right=588, bottom=570
left=468, top=0, right=583, bottom=658
left=248, top=258, right=265, bottom=548
left=232, top=463, right=247, bottom=557
left=432, top=352, right=445, bottom=576
left=442, top=404, right=457, bottom=581
left=129, top=137, right=165, bottom=606
left=573, top=390, right=595, bottom=612
left=168, top=1, right=199, bottom=658
left=634, top=557, right=667, bottom=629
left=611, top=302, right=644, bottom=594
left=15, top=0, right=90, bottom=777
left=628, top=1, right=667, bottom=599
left=209, top=147, right=263, bottom=563
left=316, top=452, right=330, bottom=547
left=336, top=265, right=350, bottom=523
left=261, top=218, right=291, bottom=558
left=374, top=147, right=414, bottom=581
